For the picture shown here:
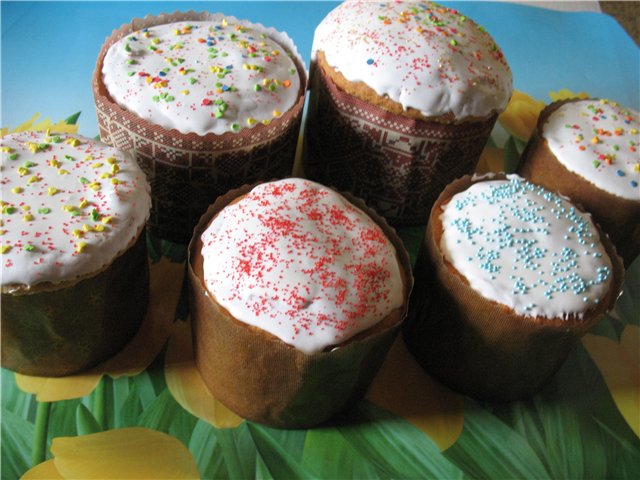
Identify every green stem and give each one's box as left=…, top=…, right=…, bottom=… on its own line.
left=31, top=401, right=51, bottom=467
left=93, top=376, right=106, bottom=429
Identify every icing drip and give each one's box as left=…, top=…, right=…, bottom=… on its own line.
left=312, top=0, right=512, bottom=118
left=543, top=99, right=640, bottom=200
left=102, top=18, right=301, bottom=135
left=200, top=179, right=404, bottom=354
left=440, top=176, right=612, bottom=319
left=0, top=132, right=151, bottom=291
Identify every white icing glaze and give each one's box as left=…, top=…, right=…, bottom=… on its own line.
left=102, top=18, right=301, bottom=135
left=1, top=132, right=151, bottom=291
left=200, top=178, right=404, bottom=354
left=312, top=0, right=512, bottom=119
left=543, top=99, right=640, bottom=201
left=440, top=176, right=612, bottom=319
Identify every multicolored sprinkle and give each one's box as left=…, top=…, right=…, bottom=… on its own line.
left=0, top=132, right=150, bottom=290
left=102, top=18, right=302, bottom=135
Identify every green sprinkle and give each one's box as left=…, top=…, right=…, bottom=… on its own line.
left=215, top=109, right=224, bottom=119
left=79, top=177, right=90, bottom=184
left=254, top=84, right=262, bottom=92
left=221, top=52, right=228, bottom=57
left=148, top=45, right=157, bottom=51
left=124, top=43, right=132, bottom=52
left=52, top=135, right=61, bottom=143
left=231, top=123, right=240, bottom=132
left=4, top=207, right=16, bottom=214
left=152, top=95, right=160, bottom=103
left=289, top=68, right=297, bottom=75
left=450, top=39, right=458, bottom=46
left=8, top=153, right=18, bottom=161
left=38, top=208, right=51, bottom=214
left=214, top=99, right=223, bottom=105
left=593, top=160, right=601, bottom=168
left=65, top=155, right=75, bottom=161
left=24, top=161, right=37, bottom=168
left=126, top=59, right=137, bottom=65
left=128, top=71, right=136, bottom=77
left=189, top=77, right=198, bottom=85
left=165, top=95, right=175, bottom=102
left=91, top=209, right=100, bottom=221
left=268, top=84, right=276, bottom=92
left=24, top=244, right=35, bottom=252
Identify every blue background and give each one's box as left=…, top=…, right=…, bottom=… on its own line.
left=2, top=1, right=638, bottom=137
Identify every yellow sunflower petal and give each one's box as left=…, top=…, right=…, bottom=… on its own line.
left=475, top=146, right=505, bottom=175
left=548, top=89, right=590, bottom=102
left=498, top=90, right=545, bottom=142
left=100, top=258, right=184, bottom=378
left=15, top=373, right=101, bottom=403
left=15, top=258, right=183, bottom=401
left=10, top=113, right=41, bottom=134
left=50, top=427, right=200, bottom=479
left=582, top=325, right=640, bottom=438
left=366, top=337, right=464, bottom=451
left=20, top=459, right=64, bottom=479
left=165, top=320, right=243, bottom=429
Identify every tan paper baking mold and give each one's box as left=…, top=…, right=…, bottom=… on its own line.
left=187, top=181, right=413, bottom=428
left=1, top=232, right=149, bottom=377
left=302, top=64, right=498, bottom=227
left=519, top=99, right=640, bottom=266
left=403, top=174, right=625, bottom=401
left=93, top=12, right=308, bottom=244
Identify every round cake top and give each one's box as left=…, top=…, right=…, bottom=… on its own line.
left=312, top=0, right=512, bottom=119
left=1, top=131, right=151, bottom=292
left=439, top=175, right=613, bottom=319
left=102, top=18, right=302, bottom=136
left=542, top=99, right=639, bottom=201
left=200, top=178, right=404, bottom=354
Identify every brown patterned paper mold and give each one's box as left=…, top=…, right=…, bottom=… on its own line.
left=1, top=132, right=151, bottom=377
left=518, top=98, right=640, bottom=266
left=403, top=174, right=624, bottom=401
left=187, top=178, right=413, bottom=428
left=302, top=1, right=512, bottom=227
left=93, top=11, right=307, bottom=243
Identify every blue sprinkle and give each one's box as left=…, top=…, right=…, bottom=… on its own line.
left=616, top=170, right=625, bottom=177
left=366, top=58, right=374, bottom=65
left=158, top=71, right=167, bottom=77
left=207, top=41, right=215, bottom=46
left=225, top=65, right=233, bottom=70
left=631, top=180, right=638, bottom=188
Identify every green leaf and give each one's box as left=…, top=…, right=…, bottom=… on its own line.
left=247, top=423, right=316, bottom=479
left=503, top=136, right=523, bottom=173
left=616, top=257, right=640, bottom=328
left=302, top=428, right=380, bottom=479
left=445, top=400, right=549, bottom=479
left=118, top=382, right=143, bottom=428
left=132, top=371, right=159, bottom=409
left=217, top=425, right=258, bottom=479
left=1, top=408, right=34, bottom=479
left=189, top=420, right=227, bottom=479
left=169, top=409, right=199, bottom=446
left=64, top=111, right=81, bottom=125
left=397, top=226, right=425, bottom=267
left=1, top=370, right=36, bottom=420
left=47, top=399, right=81, bottom=442
left=76, top=403, right=102, bottom=435
left=138, top=389, right=182, bottom=433
left=339, top=402, right=464, bottom=479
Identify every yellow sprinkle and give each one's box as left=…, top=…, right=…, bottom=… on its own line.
left=111, top=164, right=120, bottom=174
left=23, top=214, right=33, bottom=222
left=58, top=169, right=70, bottom=175
left=152, top=38, right=160, bottom=45
left=28, top=176, right=40, bottom=183
left=634, top=163, right=640, bottom=173
left=76, top=241, right=88, bottom=253
left=0, top=146, right=13, bottom=153
left=0, top=230, right=5, bottom=236
left=47, top=187, right=58, bottom=196
left=50, top=159, right=61, bottom=168
left=631, top=128, right=639, bottom=135
left=180, top=89, right=190, bottom=95
left=591, top=136, right=600, bottom=144
left=72, top=229, right=84, bottom=238
left=222, top=18, right=228, bottom=27
left=146, top=77, right=153, bottom=84
left=26, top=142, right=40, bottom=153
left=82, top=224, right=93, bottom=232
left=62, top=205, right=77, bottom=213
left=21, top=205, right=30, bottom=211
left=271, top=50, right=280, bottom=56
left=83, top=155, right=93, bottom=162
left=272, top=110, right=282, bottom=117
left=79, top=201, right=90, bottom=210
left=89, top=182, right=101, bottom=191
left=273, top=79, right=281, bottom=87
left=17, top=167, right=29, bottom=176
left=262, top=78, right=271, bottom=86
left=101, top=216, right=113, bottom=224
left=94, top=224, right=105, bottom=232
left=100, top=172, right=112, bottom=179
left=262, top=119, right=271, bottom=125
left=65, top=138, right=81, bottom=147
left=247, top=117, right=257, bottom=126
left=1, top=245, right=11, bottom=254
left=259, top=41, right=266, bottom=47
left=0, top=219, right=3, bottom=226
left=105, top=157, right=116, bottom=165
left=243, top=63, right=250, bottom=70
left=111, top=178, right=122, bottom=185
left=11, top=187, right=23, bottom=194
left=90, top=162, right=103, bottom=169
